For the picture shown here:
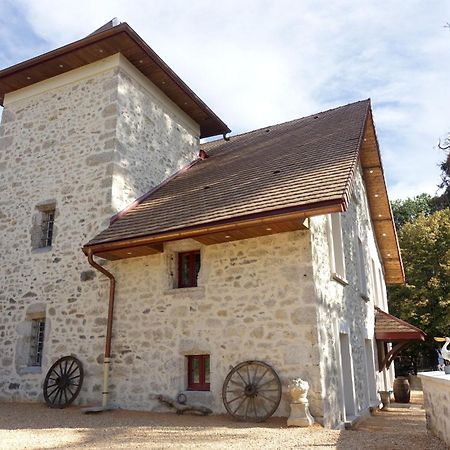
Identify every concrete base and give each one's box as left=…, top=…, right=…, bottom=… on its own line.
left=287, top=402, right=314, bottom=427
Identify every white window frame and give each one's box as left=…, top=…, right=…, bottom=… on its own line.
left=356, top=236, right=369, bottom=300
left=371, top=258, right=381, bottom=306
left=378, top=267, right=387, bottom=310
left=327, top=213, right=347, bottom=285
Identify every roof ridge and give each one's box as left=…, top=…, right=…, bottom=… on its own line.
left=340, top=99, right=371, bottom=210
left=202, top=98, right=371, bottom=146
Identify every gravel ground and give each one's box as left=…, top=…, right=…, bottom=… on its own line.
left=0, top=392, right=446, bottom=450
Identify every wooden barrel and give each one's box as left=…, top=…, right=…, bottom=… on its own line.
left=393, top=377, right=410, bottom=403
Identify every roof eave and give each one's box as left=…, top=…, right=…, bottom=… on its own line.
left=0, top=23, right=230, bottom=138
left=82, top=197, right=346, bottom=256
left=358, top=105, right=405, bottom=285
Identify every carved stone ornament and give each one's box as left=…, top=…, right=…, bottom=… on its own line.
left=287, top=378, right=314, bottom=427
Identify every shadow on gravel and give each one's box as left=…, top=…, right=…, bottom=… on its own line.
left=0, top=395, right=446, bottom=450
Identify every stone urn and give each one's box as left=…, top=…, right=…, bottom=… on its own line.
left=287, top=378, right=314, bottom=427
left=379, top=390, right=391, bottom=409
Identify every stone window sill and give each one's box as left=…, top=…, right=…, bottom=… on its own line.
left=163, top=286, right=205, bottom=297
left=18, top=366, right=42, bottom=375
left=31, top=246, right=52, bottom=255
left=181, top=390, right=213, bottom=406
left=331, top=273, right=348, bottom=286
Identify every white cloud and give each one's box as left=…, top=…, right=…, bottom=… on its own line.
left=4, top=0, right=450, bottom=199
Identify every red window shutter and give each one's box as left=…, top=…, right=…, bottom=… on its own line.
left=178, top=251, right=201, bottom=288
left=187, top=355, right=210, bottom=391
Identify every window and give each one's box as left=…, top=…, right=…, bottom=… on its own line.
left=327, top=214, right=346, bottom=283
left=29, top=318, right=45, bottom=366
left=357, top=237, right=368, bottom=299
left=371, top=258, right=384, bottom=306
left=378, top=267, right=387, bottom=309
left=187, top=354, right=210, bottom=391
left=178, top=251, right=201, bottom=288
left=32, top=204, right=56, bottom=249
left=40, top=209, right=55, bottom=247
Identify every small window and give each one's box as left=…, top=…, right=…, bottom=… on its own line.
left=378, top=267, right=387, bottom=309
left=327, top=214, right=346, bottom=282
left=32, top=204, right=56, bottom=249
left=29, top=318, right=45, bottom=366
left=187, top=354, right=210, bottom=391
left=178, top=251, right=201, bottom=288
left=40, top=209, right=55, bottom=247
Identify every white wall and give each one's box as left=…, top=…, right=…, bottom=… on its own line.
left=419, top=372, right=450, bottom=446
left=309, top=162, right=389, bottom=427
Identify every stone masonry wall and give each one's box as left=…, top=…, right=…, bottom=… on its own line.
left=112, top=56, right=199, bottom=211
left=309, top=163, right=388, bottom=428
left=0, top=55, right=200, bottom=404
left=420, top=372, right=450, bottom=446
left=104, top=230, right=322, bottom=418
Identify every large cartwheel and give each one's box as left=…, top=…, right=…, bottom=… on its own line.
left=43, top=356, right=84, bottom=408
left=222, top=360, right=282, bottom=422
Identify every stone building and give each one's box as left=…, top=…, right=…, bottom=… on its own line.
left=0, top=21, right=421, bottom=428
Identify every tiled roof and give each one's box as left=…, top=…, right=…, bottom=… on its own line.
left=86, top=99, right=370, bottom=246
left=0, top=22, right=229, bottom=138
left=375, top=307, right=426, bottom=341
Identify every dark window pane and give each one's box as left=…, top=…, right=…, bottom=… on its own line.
left=204, top=356, right=210, bottom=384
left=181, top=254, right=190, bottom=287
left=178, top=251, right=201, bottom=288
left=194, top=253, right=201, bottom=286
left=192, top=357, right=200, bottom=383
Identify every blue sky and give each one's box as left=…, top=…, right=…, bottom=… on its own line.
left=1, top=0, right=450, bottom=200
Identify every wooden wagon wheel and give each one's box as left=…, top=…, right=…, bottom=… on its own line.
left=222, top=360, right=282, bottom=422
left=43, top=356, right=84, bottom=408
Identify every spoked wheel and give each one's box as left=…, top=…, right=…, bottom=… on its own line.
left=222, top=360, right=282, bottom=422
left=43, top=356, right=84, bottom=408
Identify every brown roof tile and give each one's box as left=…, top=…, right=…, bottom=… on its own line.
left=86, top=99, right=370, bottom=246
left=375, top=307, right=426, bottom=341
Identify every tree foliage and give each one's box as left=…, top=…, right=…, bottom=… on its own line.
left=388, top=137, right=450, bottom=372
left=437, top=137, right=450, bottom=207
left=388, top=208, right=450, bottom=370
left=391, top=193, right=436, bottom=230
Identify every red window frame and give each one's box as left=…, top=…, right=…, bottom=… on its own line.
left=187, top=354, right=210, bottom=391
left=178, top=250, right=200, bottom=288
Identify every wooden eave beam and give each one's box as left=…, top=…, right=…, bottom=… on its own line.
left=375, top=332, right=426, bottom=341
left=378, top=341, right=409, bottom=371
left=83, top=200, right=344, bottom=259
left=0, top=23, right=230, bottom=138
left=359, top=110, right=405, bottom=284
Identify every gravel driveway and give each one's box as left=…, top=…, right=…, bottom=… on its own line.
left=0, top=394, right=446, bottom=449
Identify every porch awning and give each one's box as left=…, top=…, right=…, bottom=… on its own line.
left=374, top=307, right=426, bottom=371
left=375, top=307, right=426, bottom=341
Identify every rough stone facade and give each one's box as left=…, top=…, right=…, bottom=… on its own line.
left=309, top=164, right=393, bottom=427
left=419, top=372, right=450, bottom=446
left=0, top=54, right=199, bottom=404
left=107, top=232, right=321, bottom=418
left=0, top=52, right=392, bottom=428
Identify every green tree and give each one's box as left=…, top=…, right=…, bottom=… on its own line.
left=437, top=137, right=450, bottom=208
left=391, top=193, right=435, bottom=230
left=388, top=209, right=450, bottom=370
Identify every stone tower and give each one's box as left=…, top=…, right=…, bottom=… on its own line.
left=0, top=23, right=228, bottom=402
